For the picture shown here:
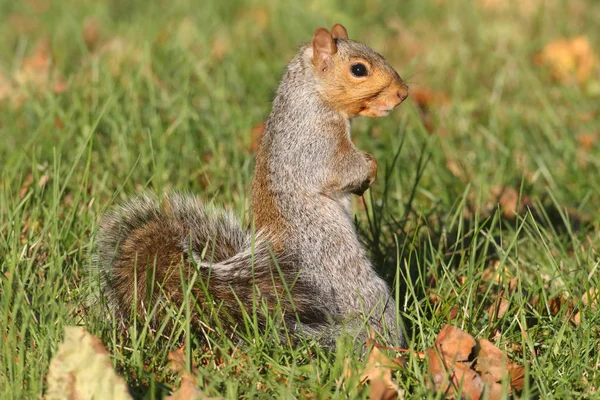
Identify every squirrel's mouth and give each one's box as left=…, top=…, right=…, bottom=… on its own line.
left=358, top=83, right=409, bottom=118
left=360, top=106, right=395, bottom=118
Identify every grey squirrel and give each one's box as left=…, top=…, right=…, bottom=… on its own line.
left=95, top=24, right=409, bottom=348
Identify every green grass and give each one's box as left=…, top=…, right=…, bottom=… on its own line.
left=1, top=0, right=600, bottom=398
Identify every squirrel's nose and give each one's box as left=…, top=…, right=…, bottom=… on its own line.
left=396, top=84, right=409, bottom=102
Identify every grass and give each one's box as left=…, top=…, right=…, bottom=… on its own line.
left=1, top=0, right=600, bottom=398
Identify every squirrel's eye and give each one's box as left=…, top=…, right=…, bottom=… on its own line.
left=350, top=63, right=368, bottom=77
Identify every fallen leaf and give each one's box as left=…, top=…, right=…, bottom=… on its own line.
left=488, top=296, right=510, bottom=321
left=83, top=18, right=102, bottom=51
left=508, top=363, right=525, bottom=391
left=45, top=326, right=132, bottom=400
left=582, top=288, right=599, bottom=309
left=578, top=133, right=597, bottom=152
left=38, top=174, right=50, bottom=189
left=481, top=260, right=513, bottom=285
left=474, top=339, right=509, bottom=380
left=166, top=348, right=223, bottom=400
left=361, top=341, right=403, bottom=400
left=426, top=325, right=525, bottom=399
left=535, top=36, right=598, bottom=84
left=19, top=173, right=34, bottom=199
left=434, top=325, right=476, bottom=362
left=448, top=305, right=460, bottom=321
left=427, top=347, right=485, bottom=399
left=571, top=288, right=600, bottom=326
left=491, top=186, right=532, bottom=218
left=572, top=311, right=581, bottom=325
left=14, top=38, right=52, bottom=87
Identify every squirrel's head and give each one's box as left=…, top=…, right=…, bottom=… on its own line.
left=308, top=24, right=408, bottom=118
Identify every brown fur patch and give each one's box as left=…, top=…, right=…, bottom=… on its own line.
left=251, top=144, right=287, bottom=244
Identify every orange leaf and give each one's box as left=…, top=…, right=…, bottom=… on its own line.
left=435, top=325, right=476, bottom=362
left=360, top=342, right=402, bottom=400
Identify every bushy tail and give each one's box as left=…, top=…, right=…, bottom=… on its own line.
left=93, top=192, right=330, bottom=339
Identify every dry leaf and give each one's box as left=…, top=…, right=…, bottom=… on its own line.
left=14, top=39, right=52, bottom=87
left=535, top=36, right=598, bottom=84
left=572, top=288, right=599, bottom=326
left=582, top=288, right=599, bottom=309
left=426, top=325, right=525, bottom=399
left=360, top=342, right=402, bottom=400
left=491, top=186, right=532, bottom=218
left=481, top=260, right=514, bottom=285
left=427, top=347, right=485, bottom=399
left=434, top=325, right=476, bottom=362
left=474, top=339, right=509, bottom=380
left=166, top=348, right=223, bottom=400
left=83, top=18, right=102, bottom=51
left=19, top=173, right=34, bottom=199
left=508, top=363, right=525, bottom=391
left=448, top=305, right=460, bottom=321
left=578, top=133, right=597, bottom=152
left=488, top=297, right=510, bottom=321
left=45, top=326, right=132, bottom=400
left=38, top=174, right=50, bottom=189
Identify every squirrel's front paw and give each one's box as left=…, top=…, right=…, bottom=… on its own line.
left=351, top=153, right=378, bottom=196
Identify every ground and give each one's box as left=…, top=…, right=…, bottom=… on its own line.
left=1, top=0, right=600, bottom=398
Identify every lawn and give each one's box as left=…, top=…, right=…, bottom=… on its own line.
left=1, top=0, right=600, bottom=398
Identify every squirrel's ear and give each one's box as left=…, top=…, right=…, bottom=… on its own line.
left=312, top=28, right=337, bottom=69
left=331, top=24, right=348, bottom=39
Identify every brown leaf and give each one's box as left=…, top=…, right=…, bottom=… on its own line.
left=45, top=326, right=132, bottom=400
left=83, top=18, right=102, bottom=51
left=474, top=339, right=509, bottom=380
left=546, top=295, right=567, bottom=316
left=448, top=305, right=460, bottom=321
left=481, top=260, right=514, bottom=286
left=578, top=133, right=597, bottom=152
left=535, top=36, right=598, bottom=84
left=426, top=347, right=484, bottom=399
left=582, top=288, right=599, bottom=310
left=38, top=174, right=50, bottom=189
left=426, top=326, right=525, bottom=398
left=166, top=347, right=222, bottom=400
left=360, top=342, right=402, bottom=400
left=14, top=38, right=52, bottom=87
left=19, top=173, right=34, bottom=199
left=488, top=297, right=510, bottom=321
left=491, top=186, right=532, bottom=218
left=508, top=363, right=525, bottom=391
left=435, top=325, right=476, bottom=362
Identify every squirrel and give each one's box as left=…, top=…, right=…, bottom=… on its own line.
left=94, top=24, right=409, bottom=348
